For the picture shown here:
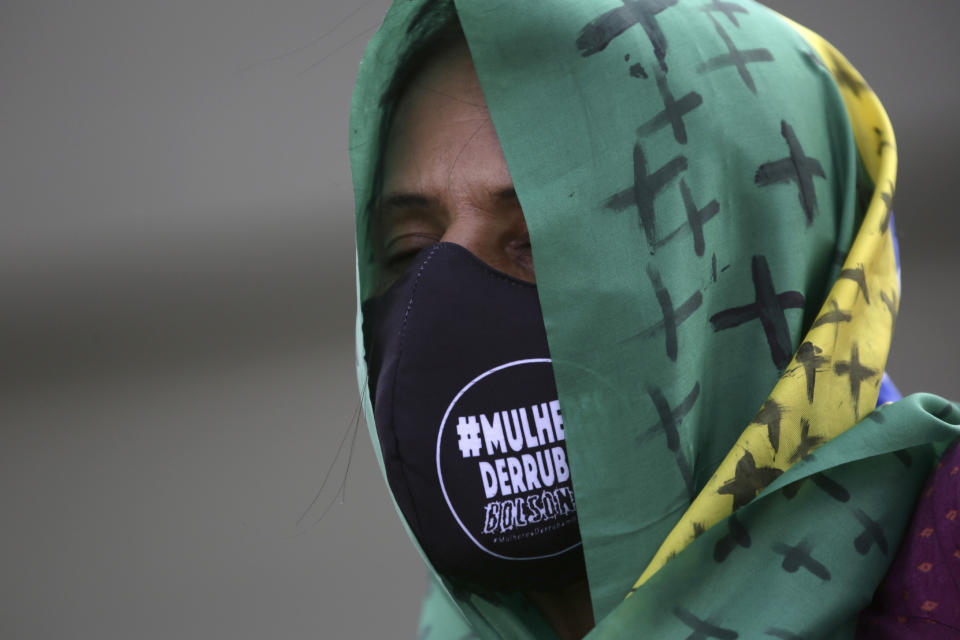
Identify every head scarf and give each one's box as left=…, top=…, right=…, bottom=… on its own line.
left=349, top=0, right=960, bottom=637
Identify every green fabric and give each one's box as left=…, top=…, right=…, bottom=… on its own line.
left=413, top=396, right=960, bottom=639
left=349, top=1, right=960, bottom=637
left=457, top=1, right=851, bottom=616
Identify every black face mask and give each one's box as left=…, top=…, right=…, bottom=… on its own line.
left=364, top=242, right=585, bottom=590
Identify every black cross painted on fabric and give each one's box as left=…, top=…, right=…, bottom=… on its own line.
left=934, top=400, right=957, bottom=423
left=646, top=385, right=701, bottom=452
left=696, top=20, right=773, bottom=94
left=838, top=264, right=870, bottom=304
left=636, top=266, right=703, bottom=360
left=812, top=473, right=850, bottom=502
left=657, top=179, right=720, bottom=256
left=772, top=539, right=831, bottom=580
left=880, top=289, right=897, bottom=334
left=639, top=382, right=701, bottom=449
left=812, top=299, right=851, bottom=351
left=812, top=299, right=851, bottom=330
left=751, top=399, right=782, bottom=453
left=699, top=0, right=748, bottom=28
left=782, top=471, right=849, bottom=502
left=718, top=449, right=782, bottom=510
left=853, top=508, right=888, bottom=556
left=765, top=629, right=805, bottom=640
left=637, top=73, right=704, bottom=144
left=642, top=383, right=700, bottom=497
left=714, top=513, right=751, bottom=563
left=576, top=0, right=679, bottom=72
left=630, top=62, right=649, bottom=78
left=827, top=50, right=868, bottom=97
left=606, top=144, right=687, bottom=249
left=802, top=46, right=826, bottom=70
left=673, top=607, right=739, bottom=640
left=879, top=181, right=895, bottom=234
left=874, top=126, right=893, bottom=157
left=833, top=342, right=878, bottom=419
left=794, top=342, right=829, bottom=403
left=787, top=418, right=824, bottom=464
left=709, top=255, right=805, bottom=369
left=893, top=449, right=912, bottom=467
left=755, top=121, right=826, bottom=226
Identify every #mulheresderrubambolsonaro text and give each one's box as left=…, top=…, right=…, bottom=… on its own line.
left=455, top=400, right=577, bottom=535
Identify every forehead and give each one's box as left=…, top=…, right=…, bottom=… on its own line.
left=399, top=40, right=484, bottom=111
left=381, top=42, right=510, bottom=194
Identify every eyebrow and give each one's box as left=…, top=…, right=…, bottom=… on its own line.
left=377, top=192, right=432, bottom=215
left=376, top=186, right=519, bottom=217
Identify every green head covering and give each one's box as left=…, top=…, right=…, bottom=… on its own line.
left=349, top=1, right=960, bottom=637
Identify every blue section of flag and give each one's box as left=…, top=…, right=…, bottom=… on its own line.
left=876, top=372, right=902, bottom=406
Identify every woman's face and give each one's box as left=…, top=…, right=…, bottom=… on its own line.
left=377, top=41, right=535, bottom=286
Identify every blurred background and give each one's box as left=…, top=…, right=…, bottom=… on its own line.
left=2, top=1, right=957, bottom=638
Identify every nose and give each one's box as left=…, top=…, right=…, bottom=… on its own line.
left=441, top=207, right=535, bottom=283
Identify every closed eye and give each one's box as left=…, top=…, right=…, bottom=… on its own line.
left=382, top=232, right=440, bottom=272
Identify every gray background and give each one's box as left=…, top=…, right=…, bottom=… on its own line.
left=2, top=1, right=957, bottom=638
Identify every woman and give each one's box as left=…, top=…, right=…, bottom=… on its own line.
left=350, top=0, right=960, bottom=637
